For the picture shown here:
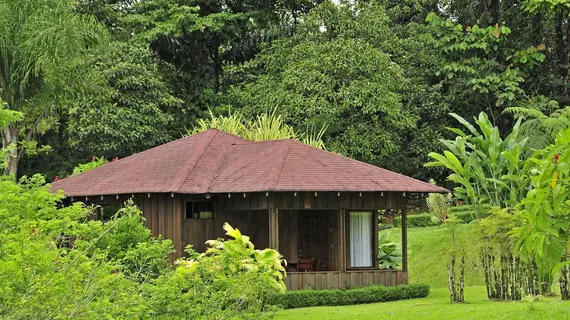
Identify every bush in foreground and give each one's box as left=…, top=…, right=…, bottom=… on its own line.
left=267, top=284, right=430, bottom=309
left=0, top=175, right=284, bottom=319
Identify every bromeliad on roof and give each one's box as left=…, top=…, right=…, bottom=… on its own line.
left=51, top=129, right=448, bottom=196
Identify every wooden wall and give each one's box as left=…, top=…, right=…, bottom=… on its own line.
left=216, top=191, right=408, bottom=211
left=134, top=193, right=183, bottom=258
left=76, top=191, right=409, bottom=264
left=214, top=209, right=270, bottom=249
left=284, top=270, right=408, bottom=290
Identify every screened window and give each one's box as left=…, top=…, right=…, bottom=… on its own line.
left=349, top=211, right=373, bottom=268
left=185, top=201, right=213, bottom=219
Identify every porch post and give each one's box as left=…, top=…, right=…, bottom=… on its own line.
left=401, top=208, right=408, bottom=272
left=269, top=208, right=279, bottom=250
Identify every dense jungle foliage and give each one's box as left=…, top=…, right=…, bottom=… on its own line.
left=1, top=0, right=567, bottom=182
left=6, top=0, right=570, bottom=317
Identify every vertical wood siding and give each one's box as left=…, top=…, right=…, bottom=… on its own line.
left=283, top=271, right=408, bottom=290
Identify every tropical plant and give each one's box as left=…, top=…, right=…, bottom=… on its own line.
left=478, top=209, right=535, bottom=299
left=146, top=223, right=286, bottom=318
left=0, top=175, right=144, bottom=318
left=72, top=156, right=109, bottom=175
left=0, top=0, right=107, bottom=176
left=192, top=109, right=327, bottom=149
left=426, top=112, right=530, bottom=217
left=512, top=127, right=570, bottom=299
left=0, top=176, right=288, bottom=318
left=377, top=233, right=402, bottom=270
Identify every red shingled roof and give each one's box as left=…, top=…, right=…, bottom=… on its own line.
left=51, top=129, right=448, bottom=196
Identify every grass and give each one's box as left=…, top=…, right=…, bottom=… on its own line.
left=275, top=223, right=570, bottom=319
left=274, top=286, right=570, bottom=319
left=382, top=223, right=484, bottom=288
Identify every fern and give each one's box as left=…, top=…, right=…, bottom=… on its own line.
left=504, top=99, right=570, bottom=149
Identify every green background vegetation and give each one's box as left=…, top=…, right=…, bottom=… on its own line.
left=384, top=225, right=485, bottom=288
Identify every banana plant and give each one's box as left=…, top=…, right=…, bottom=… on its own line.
left=512, top=128, right=570, bottom=280
left=425, top=112, right=530, bottom=217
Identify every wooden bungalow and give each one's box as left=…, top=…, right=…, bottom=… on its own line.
left=51, top=129, right=447, bottom=290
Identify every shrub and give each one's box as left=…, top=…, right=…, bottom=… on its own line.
left=377, top=233, right=402, bottom=269
left=145, top=223, right=286, bottom=319
left=395, top=213, right=439, bottom=228
left=426, top=180, right=452, bottom=223
left=0, top=176, right=283, bottom=319
left=267, top=284, right=430, bottom=309
left=449, top=204, right=493, bottom=213
left=454, top=211, right=477, bottom=223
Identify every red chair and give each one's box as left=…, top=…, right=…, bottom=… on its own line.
left=315, top=259, right=328, bottom=271
left=296, top=258, right=314, bottom=272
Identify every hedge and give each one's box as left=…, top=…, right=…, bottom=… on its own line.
left=392, top=206, right=493, bottom=228
left=394, top=213, right=438, bottom=228
left=449, top=204, right=492, bottom=213
left=267, top=284, right=430, bottom=309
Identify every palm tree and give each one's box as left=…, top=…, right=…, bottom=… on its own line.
left=0, top=0, right=107, bottom=176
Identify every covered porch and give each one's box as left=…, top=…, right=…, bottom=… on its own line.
left=276, top=208, right=408, bottom=290
left=213, top=191, right=410, bottom=290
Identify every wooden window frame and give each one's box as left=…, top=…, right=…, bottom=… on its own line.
left=184, top=201, right=214, bottom=220
left=345, top=210, right=378, bottom=270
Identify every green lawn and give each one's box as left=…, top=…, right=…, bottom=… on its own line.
left=382, top=224, right=485, bottom=288
left=274, top=286, right=570, bottom=319
left=275, top=224, right=570, bottom=319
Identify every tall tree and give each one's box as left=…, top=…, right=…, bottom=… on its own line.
left=67, top=43, right=182, bottom=159
left=427, top=13, right=546, bottom=129
left=0, top=0, right=106, bottom=177
left=228, top=1, right=419, bottom=172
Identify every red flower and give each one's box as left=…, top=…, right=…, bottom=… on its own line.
left=53, top=176, right=59, bottom=182
left=113, top=269, right=118, bottom=274
left=553, top=154, right=560, bottom=164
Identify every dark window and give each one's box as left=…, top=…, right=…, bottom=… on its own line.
left=185, top=201, right=213, bottom=219
left=98, top=203, right=123, bottom=223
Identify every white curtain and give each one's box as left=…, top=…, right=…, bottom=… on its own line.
left=350, top=212, right=373, bottom=267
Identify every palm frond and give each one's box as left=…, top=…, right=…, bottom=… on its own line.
left=189, top=109, right=326, bottom=148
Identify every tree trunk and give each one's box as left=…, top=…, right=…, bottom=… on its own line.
left=459, top=255, right=465, bottom=302
left=555, top=9, right=567, bottom=76
left=1, top=125, right=18, bottom=177
left=490, top=0, right=500, bottom=25
left=561, top=252, right=570, bottom=300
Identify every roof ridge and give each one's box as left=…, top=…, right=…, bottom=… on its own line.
left=206, top=137, right=237, bottom=194
left=271, top=140, right=293, bottom=191
left=174, top=130, right=219, bottom=193
left=230, top=138, right=293, bottom=145
left=207, top=128, right=251, bottom=143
